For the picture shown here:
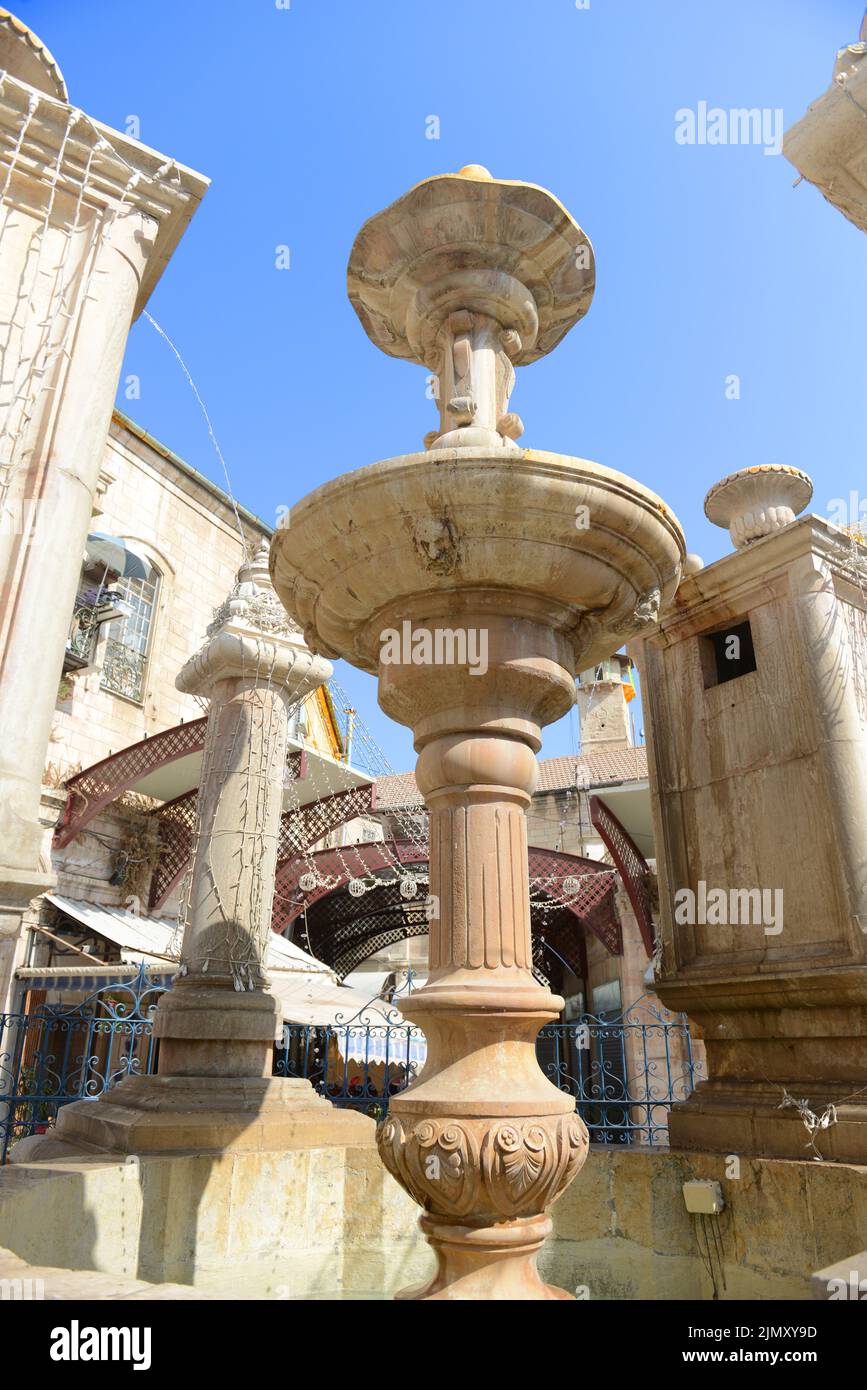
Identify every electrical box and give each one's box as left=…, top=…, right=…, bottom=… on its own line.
left=682, top=1179, right=725, bottom=1215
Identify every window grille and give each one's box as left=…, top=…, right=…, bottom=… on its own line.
left=100, top=564, right=159, bottom=703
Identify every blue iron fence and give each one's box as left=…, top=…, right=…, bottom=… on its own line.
left=0, top=966, right=165, bottom=1163
left=537, top=996, right=703, bottom=1147
left=0, top=977, right=702, bottom=1160
left=275, top=1021, right=426, bottom=1123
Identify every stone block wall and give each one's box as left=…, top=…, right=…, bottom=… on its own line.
left=49, top=414, right=269, bottom=778
left=3, top=1143, right=860, bottom=1299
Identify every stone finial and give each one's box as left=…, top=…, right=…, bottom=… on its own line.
left=833, top=11, right=867, bottom=83
left=207, top=542, right=301, bottom=639
left=178, top=538, right=328, bottom=701
left=0, top=9, right=68, bottom=100
left=347, top=166, right=595, bottom=451
left=704, top=465, right=813, bottom=550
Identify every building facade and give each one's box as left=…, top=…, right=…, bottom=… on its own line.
left=10, top=411, right=347, bottom=1015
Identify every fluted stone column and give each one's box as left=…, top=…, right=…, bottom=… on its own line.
left=17, top=549, right=373, bottom=1156
left=376, top=608, right=589, bottom=1299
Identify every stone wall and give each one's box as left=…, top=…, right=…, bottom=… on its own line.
left=2, top=1144, right=863, bottom=1299
left=575, top=680, right=632, bottom=751
left=525, top=785, right=599, bottom=858
left=49, top=414, right=269, bottom=777
left=545, top=1148, right=867, bottom=1301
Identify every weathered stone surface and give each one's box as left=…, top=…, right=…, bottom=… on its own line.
left=16, top=549, right=372, bottom=1158
left=784, top=27, right=867, bottom=234
left=3, top=1145, right=864, bottom=1301
left=0, top=12, right=207, bottom=1007
left=631, top=516, right=867, bottom=1160
left=0, top=1246, right=209, bottom=1300
left=0, top=1145, right=430, bottom=1297
left=347, top=165, right=594, bottom=452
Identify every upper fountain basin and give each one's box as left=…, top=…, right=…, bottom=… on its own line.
left=270, top=448, right=685, bottom=677
left=347, top=168, right=595, bottom=370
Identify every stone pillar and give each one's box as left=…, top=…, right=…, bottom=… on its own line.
left=15, top=549, right=373, bottom=1156
left=575, top=656, right=634, bottom=752
left=155, top=546, right=321, bottom=1084
left=0, top=12, right=208, bottom=1011
left=634, top=468, right=867, bottom=1161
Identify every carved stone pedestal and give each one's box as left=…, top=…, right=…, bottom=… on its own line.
left=15, top=548, right=372, bottom=1160
left=401, top=1214, right=569, bottom=1301
left=374, top=632, right=589, bottom=1298
left=273, top=466, right=683, bottom=1296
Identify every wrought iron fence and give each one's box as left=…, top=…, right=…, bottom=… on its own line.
left=0, top=967, right=165, bottom=1163
left=275, top=997, right=702, bottom=1145
left=537, top=996, right=703, bottom=1147
left=1, top=978, right=702, bottom=1160
left=275, top=1021, right=426, bottom=1123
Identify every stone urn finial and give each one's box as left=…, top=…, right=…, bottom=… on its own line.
left=704, top=465, right=813, bottom=550
left=208, top=541, right=301, bottom=639
left=347, top=165, right=595, bottom=452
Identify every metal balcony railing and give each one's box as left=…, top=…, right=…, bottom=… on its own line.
left=99, top=638, right=147, bottom=703
left=64, top=600, right=101, bottom=669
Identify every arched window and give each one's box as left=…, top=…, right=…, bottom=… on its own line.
left=100, top=558, right=160, bottom=704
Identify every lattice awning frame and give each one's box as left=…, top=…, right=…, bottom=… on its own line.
left=589, top=794, right=655, bottom=956
left=272, top=839, right=423, bottom=936
left=533, top=915, right=589, bottom=990
left=146, top=789, right=197, bottom=912
left=147, top=749, right=312, bottom=911
left=53, top=718, right=208, bottom=850
left=276, top=783, right=377, bottom=860
left=300, top=880, right=432, bottom=980
left=278, top=839, right=621, bottom=969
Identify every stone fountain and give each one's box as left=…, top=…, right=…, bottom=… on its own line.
left=270, top=165, right=686, bottom=1299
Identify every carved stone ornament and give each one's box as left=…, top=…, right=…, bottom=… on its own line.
left=209, top=542, right=301, bottom=639
left=271, top=165, right=687, bottom=1299
left=378, top=1112, right=588, bottom=1220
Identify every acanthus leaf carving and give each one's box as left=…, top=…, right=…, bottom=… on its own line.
left=378, top=1111, right=588, bottom=1222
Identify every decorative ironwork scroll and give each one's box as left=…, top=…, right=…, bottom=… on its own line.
left=0, top=965, right=167, bottom=1162
left=1, top=975, right=701, bottom=1156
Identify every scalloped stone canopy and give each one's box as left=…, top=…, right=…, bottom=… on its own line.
left=0, top=9, right=67, bottom=101
left=347, top=168, right=595, bottom=370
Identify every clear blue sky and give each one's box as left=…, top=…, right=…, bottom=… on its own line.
left=28, top=0, right=866, bottom=770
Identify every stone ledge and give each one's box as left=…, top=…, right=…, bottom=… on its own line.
left=0, top=1246, right=209, bottom=1300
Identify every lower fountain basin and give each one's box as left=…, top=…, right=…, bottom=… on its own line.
left=270, top=447, right=685, bottom=677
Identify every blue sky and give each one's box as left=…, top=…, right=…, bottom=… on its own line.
left=28, top=0, right=866, bottom=769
